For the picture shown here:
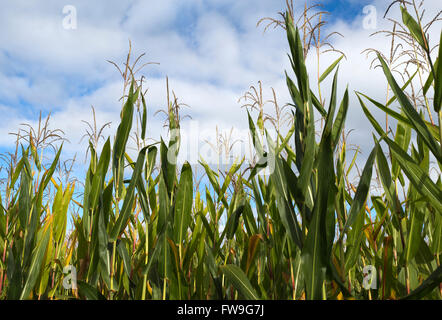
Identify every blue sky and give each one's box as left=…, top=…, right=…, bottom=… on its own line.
left=326, top=0, right=372, bottom=20
left=0, top=0, right=440, bottom=189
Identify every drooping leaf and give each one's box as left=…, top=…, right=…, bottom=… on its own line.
left=319, top=55, right=344, bottom=83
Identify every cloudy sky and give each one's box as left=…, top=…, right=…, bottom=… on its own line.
left=0, top=0, right=440, bottom=179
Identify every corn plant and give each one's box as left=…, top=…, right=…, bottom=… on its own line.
left=0, top=3, right=440, bottom=300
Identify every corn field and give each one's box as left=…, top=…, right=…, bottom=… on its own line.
left=0, top=3, right=441, bottom=300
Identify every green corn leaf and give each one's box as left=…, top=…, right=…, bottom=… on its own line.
left=423, top=59, right=436, bottom=95
left=385, top=137, right=442, bottom=214
left=400, top=6, right=428, bottom=50
left=97, top=202, right=110, bottom=283
left=160, top=139, right=175, bottom=195
left=157, top=173, right=171, bottom=233
left=377, top=53, right=441, bottom=162
left=434, top=31, right=442, bottom=112
left=405, top=194, right=426, bottom=264
left=401, top=265, right=442, bottom=300
left=109, top=146, right=148, bottom=241
left=10, top=157, right=25, bottom=188
left=281, top=157, right=305, bottom=210
left=77, top=281, right=107, bottom=300
left=218, top=157, right=244, bottom=202
left=386, top=70, right=418, bottom=106
left=247, top=110, right=264, bottom=156
left=18, top=156, right=32, bottom=229
left=29, top=139, right=41, bottom=171
left=132, top=145, right=158, bottom=221
left=344, top=143, right=378, bottom=231
left=392, top=113, right=412, bottom=180
left=430, top=213, right=442, bottom=256
left=199, top=158, right=222, bottom=198
left=356, top=91, right=439, bottom=142
left=173, top=162, right=193, bottom=244
left=301, top=90, right=337, bottom=299
left=285, top=16, right=309, bottom=102
left=89, top=139, right=111, bottom=210
left=286, top=74, right=305, bottom=114
left=147, top=146, right=158, bottom=176
left=331, top=87, right=349, bottom=149
left=142, top=233, right=165, bottom=276
left=40, top=144, right=63, bottom=192
left=141, top=92, right=148, bottom=140
left=267, top=132, right=303, bottom=249
left=276, top=121, right=296, bottom=155
left=113, top=82, right=139, bottom=197
left=242, top=202, right=258, bottom=236
left=117, top=240, right=131, bottom=278
left=358, top=91, right=411, bottom=128
left=20, top=222, right=51, bottom=299
left=319, top=55, right=344, bottom=83
left=204, top=243, right=218, bottom=279
left=52, top=183, right=73, bottom=244
left=310, top=90, right=327, bottom=117
left=288, top=76, right=327, bottom=117
left=225, top=197, right=245, bottom=240
left=297, top=106, right=316, bottom=210
left=301, top=135, right=332, bottom=299
left=220, top=264, right=259, bottom=300
left=375, top=142, right=405, bottom=218
left=197, top=212, right=215, bottom=245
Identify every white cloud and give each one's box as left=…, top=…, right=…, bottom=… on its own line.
left=0, top=0, right=440, bottom=176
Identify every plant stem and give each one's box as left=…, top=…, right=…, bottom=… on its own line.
left=142, top=218, right=149, bottom=300
left=439, top=111, right=442, bottom=155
